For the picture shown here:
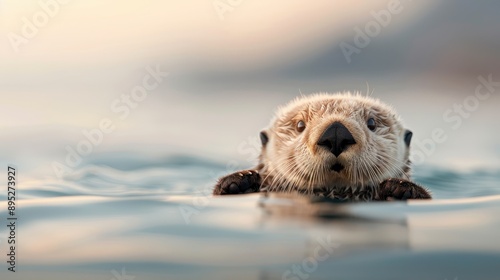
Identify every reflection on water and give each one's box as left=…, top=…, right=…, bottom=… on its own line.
left=1, top=155, right=500, bottom=280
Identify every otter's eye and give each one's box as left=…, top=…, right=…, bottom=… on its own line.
left=367, top=118, right=376, bottom=131
left=296, top=120, right=306, bottom=132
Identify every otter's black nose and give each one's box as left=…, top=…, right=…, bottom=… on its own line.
left=317, top=122, right=356, bottom=157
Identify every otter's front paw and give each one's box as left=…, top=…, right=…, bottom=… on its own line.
left=213, top=170, right=261, bottom=195
left=378, top=178, right=432, bottom=200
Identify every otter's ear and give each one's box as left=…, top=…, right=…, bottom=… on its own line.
left=404, top=130, right=413, bottom=147
left=260, top=130, right=269, bottom=146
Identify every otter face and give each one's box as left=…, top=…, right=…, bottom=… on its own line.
left=259, top=93, right=412, bottom=192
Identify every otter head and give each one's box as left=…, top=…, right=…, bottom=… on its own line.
left=258, top=93, right=413, bottom=192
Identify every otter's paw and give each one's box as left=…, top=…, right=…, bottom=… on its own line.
left=213, top=170, right=261, bottom=195
left=378, top=178, right=432, bottom=200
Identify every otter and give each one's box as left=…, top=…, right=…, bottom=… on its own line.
left=213, top=93, right=431, bottom=201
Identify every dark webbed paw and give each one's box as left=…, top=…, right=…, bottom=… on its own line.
left=378, top=178, right=432, bottom=200
left=213, top=170, right=261, bottom=195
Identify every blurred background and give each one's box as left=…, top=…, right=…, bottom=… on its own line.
left=1, top=0, right=499, bottom=179
left=1, top=2, right=500, bottom=279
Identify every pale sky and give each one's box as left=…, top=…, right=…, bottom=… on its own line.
left=1, top=0, right=499, bottom=176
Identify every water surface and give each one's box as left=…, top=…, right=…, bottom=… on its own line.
left=1, top=155, right=499, bottom=280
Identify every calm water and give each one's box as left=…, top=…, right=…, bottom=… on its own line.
left=1, top=154, right=499, bottom=280
left=2, top=0, right=500, bottom=278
